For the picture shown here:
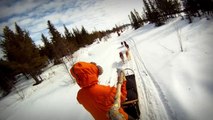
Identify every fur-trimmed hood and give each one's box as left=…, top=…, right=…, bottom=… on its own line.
left=70, top=62, right=99, bottom=88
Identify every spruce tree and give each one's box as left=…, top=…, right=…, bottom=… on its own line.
left=0, top=26, right=16, bottom=61
left=154, top=0, right=180, bottom=19
left=143, top=0, right=152, bottom=22
left=0, top=60, right=16, bottom=95
left=172, top=0, right=181, bottom=14
left=128, top=15, right=133, bottom=25
left=184, top=0, right=200, bottom=17
left=72, top=27, right=82, bottom=46
left=1, top=24, right=47, bottom=85
left=47, top=20, right=69, bottom=59
left=147, top=0, right=164, bottom=26
left=64, top=25, right=78, bottom=52
left=134, top=9, right=143, bottom=26
left=81, top=26, right=91, bottom=45
left=64, top=25, right=73, bottom=42
left=41, top=34, right=55, bottom=61
left=196, top=0, right=212, bottom=15
left=130, top=11, right=140, bottom=29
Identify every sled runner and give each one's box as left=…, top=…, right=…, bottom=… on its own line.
left=122, top=68, right=140, bottom=120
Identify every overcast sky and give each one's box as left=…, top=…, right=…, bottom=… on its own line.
left=0, top=0, right=143, bottom=46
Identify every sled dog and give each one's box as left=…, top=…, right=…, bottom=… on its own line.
left=125, top=49, right=131, bottom=61
left=119, top=52, right=125, bottom=63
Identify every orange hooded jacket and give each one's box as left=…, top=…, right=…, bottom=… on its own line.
left=70, top=62, right=128, bottom=120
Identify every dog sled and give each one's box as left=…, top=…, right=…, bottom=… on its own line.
left=122, top=68, right=140, bottom=120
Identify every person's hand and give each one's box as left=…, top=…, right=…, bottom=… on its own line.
left=117, top=69, right=126, bottom=84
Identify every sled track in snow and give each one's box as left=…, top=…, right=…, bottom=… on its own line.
left=125, top=38, right=177, bottom=120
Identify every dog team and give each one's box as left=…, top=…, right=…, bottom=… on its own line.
left=119, top=41, right=131, bottom=63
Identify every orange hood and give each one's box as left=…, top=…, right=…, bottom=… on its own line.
left=70, top=62, right=99, bottom=88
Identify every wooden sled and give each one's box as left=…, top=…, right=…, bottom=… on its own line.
left=122, top=68, right=140, bottom=120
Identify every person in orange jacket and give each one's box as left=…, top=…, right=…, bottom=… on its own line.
left=70, top=61, right=129, bottom=120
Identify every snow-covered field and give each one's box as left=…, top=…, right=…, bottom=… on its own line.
left=0, top=17, right=213, bottom=120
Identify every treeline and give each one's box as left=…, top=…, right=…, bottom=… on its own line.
left=184, top=0, right=213, bottom=23
left=0, top=20, right=116, bottom=96
left=0, top=23, right=47, bottom=96
left=39, top=20, right=101, bottom=64
left=129, top=0, right=213, bottom=29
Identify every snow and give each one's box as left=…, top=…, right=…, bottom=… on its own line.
left=130, top=18, right=213, bottom=120
left=0, top=17, right=213, bottom=120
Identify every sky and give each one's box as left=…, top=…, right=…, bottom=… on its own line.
left=0, top=0, right=143, bottom=46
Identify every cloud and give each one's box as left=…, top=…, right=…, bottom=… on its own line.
left=0, top=0, right=143, bottom=46
left=0, top=0, right=45, bottom=19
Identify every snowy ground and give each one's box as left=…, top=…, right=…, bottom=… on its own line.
left=0, top=17, right=213, bottom=120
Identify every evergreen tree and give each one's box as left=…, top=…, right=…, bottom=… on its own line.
left=70, top=26, right=95, bottom=47
left=114, top=24, right=120, bottom=36
left=143, top=0, right=152, bottom=21
left=72, top=27, right=82, bottom=46
left=0, top=60, right=16, bottom=95
left=196, top=0, right=213, bottom=15
left=146, top=0, right=165, bottom=26
left=128, top=15, right=133, bottom=25
left=183, top=0, right=213, bottom=22
left=40, top=34, right=55, bottom=61
left=141, top=8, right=147, bottom=22
left=183, top=0, right=198, bottom=23
left=134, top=9, right=143, bottom=26
left=47, top=20, right=69, bottom=59
left=81, top=26, right=88, bottom=36
left=81, top=26, right=91, bottom=45
left=0, top=26, right=16, bottom=61
left=172, top=0, right=181, bottom=14
left=155, top=0, right=181, bottom=19
left=1, top=24, right=47, bottom=85
left=63, top=25, right=78, bottom=52
left=143, top=0, right=161, bottom=25
left=64, top=24, right=74, bottom=43
left=184, top=0, right=200, bottom=17
left=130, top=11, right=140, bottom=29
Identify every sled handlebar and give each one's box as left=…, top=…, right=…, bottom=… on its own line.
left=124, top=68, right=135, bottom=76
